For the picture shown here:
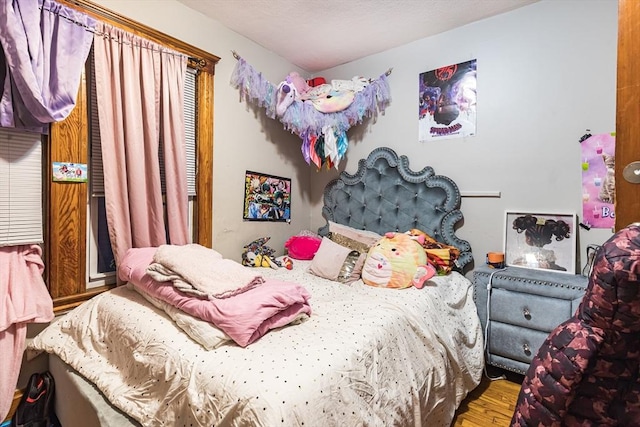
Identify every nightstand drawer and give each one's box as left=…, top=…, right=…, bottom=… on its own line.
left=490, top=288, right=574, bottom=332
left=488, top=321, right=549, bottom=365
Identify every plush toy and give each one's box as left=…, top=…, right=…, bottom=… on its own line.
left=242, top=237, right=281, bottom=269
left=275, top=80, right=299, bottom=117
left=276, top=255, right=294, bottom=270
left=284, top=234, right=322, bottom=260
left=275, top=72, right=311, bottom=117
left=307, top=76, right=326, bottom=87
left=331, top=76, right=369, bottom=93
left=361, top=232, right=436, bottom=289
left=287, top=71, right=310, bottom=95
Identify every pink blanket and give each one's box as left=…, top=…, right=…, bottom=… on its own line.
left=0, top=245, right=54, bottom=421
left=119, top=247, right=312, bottom=347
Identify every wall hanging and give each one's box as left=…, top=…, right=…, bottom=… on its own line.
left=243, top=170, right=291, bottom=222
left=230, top=52, right=392, bottom=169
left=579, top=132, right=615, bottom=229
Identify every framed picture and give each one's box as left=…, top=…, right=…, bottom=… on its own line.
left=243, top=171, right=291, bottom=222
left=504, top=211, right=577, bottom=274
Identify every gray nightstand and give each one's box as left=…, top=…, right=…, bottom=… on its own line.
left=473, top=265, right=588, bottom=374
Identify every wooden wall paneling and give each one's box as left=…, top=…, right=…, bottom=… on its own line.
left=196, top=70, right=214, bottom=248
left=615, top=0, right=640, bottom=230
left=46, top=73, right=88, bottom=301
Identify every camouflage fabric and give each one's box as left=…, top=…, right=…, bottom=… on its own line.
left=511, top=223, right=640, bottom=426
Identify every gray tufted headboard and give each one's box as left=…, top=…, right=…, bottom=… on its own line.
left=318, top=147, right=473, bottom=272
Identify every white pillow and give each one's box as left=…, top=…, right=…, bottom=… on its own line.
left=309, top=237, right=366, bottom=284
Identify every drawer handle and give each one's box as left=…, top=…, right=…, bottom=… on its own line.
left=523, top=343, right=531, bottom=355
left=523, top=308, right=531, bottom=319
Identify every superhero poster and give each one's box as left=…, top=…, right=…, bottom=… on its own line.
left=419, top=59, right=477, bottom=142
left=581, top=133, right=615, bottom=229
left=243, top=171, right=291, bottom=222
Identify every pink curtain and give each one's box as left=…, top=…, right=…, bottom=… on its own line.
left=93, top=22, right=189, bottom=266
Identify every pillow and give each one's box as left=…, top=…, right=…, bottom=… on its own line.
left=309, top=237, right=365, bottom=284
left=361, top=233, right=435, bottom=289
left=328, top=221, right=382, bottom=251
left=284, top=235, right=322, bottom=260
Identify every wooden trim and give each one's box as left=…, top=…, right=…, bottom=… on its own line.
left=47, top=72, right=88, bottom=302
left=615, top=0, right=640, bottom=230
left=196, top=71, right=214, bottom=248
left=42, top=0, right=216, bottom=307
left=60, top=0, right=220, bottom=74
left=53, top=285, right=114, bottom=314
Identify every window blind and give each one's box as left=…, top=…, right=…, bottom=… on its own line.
left=90, top=57, right=197, bottom=197
left=0, top=129, right=43, bottom=246
left=185, top=67, right=197, bottom=197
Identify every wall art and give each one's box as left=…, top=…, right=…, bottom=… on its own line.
left=243, top=171, right=291, bottom=222
left=504, top=211, right=577, bottom=274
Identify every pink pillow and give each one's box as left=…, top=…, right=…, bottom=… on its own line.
left=284, top=235, right=322, bottom=260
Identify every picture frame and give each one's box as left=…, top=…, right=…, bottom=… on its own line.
left=504, top=211, right=577, bottom=274
left=243, top=171, right=291, bottom=222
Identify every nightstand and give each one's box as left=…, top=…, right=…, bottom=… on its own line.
left=473, top=265, right=588, bottom=374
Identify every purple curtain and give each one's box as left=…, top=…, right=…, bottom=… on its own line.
left=0, top=0, right=95, bottom=129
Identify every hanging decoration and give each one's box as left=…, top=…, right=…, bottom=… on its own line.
left=230, top=52, right=392, bottom=169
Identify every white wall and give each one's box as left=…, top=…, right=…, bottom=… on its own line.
left=93, top=0, right=313, bottom=261
left=309, top=0, right=618, bottom=274
left=94, top=0, right=618, bottom=273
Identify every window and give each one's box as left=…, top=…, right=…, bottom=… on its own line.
left=45, top=0, right=218, bottom=310
left=85, top=60, right=199, bottom=288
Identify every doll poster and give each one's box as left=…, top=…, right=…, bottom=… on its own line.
left=581, top=133, right=615, bottom=229
left=418, top=59, right=477, bottom=142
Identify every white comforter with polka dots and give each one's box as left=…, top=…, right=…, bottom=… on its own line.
left=28, top=262, right=484, bottom=427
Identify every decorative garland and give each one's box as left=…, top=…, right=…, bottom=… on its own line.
left=230, top=53, right=392, bottom=169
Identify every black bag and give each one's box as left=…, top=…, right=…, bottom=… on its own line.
left=11, top=371, right=56, bottom=427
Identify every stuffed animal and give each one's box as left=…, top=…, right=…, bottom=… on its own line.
left=307, top=76, right=326, bottom=87
left=361, top=232, right=436, bottom=289
left=276, top=255, right=294, bottom=270
left=275, top=80, right=299, bottom=117
left=275, top=72, right=311, bottom=116
left=242, top=237, right=281, bottom=269
left=284, top=234, right=322, bottom=260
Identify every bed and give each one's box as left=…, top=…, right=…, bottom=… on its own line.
left=28, top=147, right=484, bottom=427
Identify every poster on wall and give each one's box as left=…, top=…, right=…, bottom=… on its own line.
left=581, top=133, right=615, bottom=229
left=243, top=171, right=291, bottom=222
left=419, top=59, right=477, bottom=142
left=52, top=162, right=87, bottom=182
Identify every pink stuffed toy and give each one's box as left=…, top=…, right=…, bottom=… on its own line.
left=361, top=232, right=436, bottom=289
left=284, top=235, right=322, bottom=260
left=275, top=72, right=311, bottom=117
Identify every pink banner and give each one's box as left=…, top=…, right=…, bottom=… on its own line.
left=581, top=133, right=615, bottom=229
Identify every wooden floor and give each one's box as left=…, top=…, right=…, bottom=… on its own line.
left=452, top=369, right=524, bottom=426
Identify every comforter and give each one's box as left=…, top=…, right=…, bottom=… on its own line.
left=120, top=247, right=311, bottom=347
left=29, top=261, right=484, bottom=427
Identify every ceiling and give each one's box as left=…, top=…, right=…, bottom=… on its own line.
left=176, top=0, right=539, bottom=73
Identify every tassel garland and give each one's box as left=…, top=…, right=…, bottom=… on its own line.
left=230, top=55, right=392, bottom=168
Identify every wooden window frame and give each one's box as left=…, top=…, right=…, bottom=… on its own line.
left=47, top=0, right=219, bottom=312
